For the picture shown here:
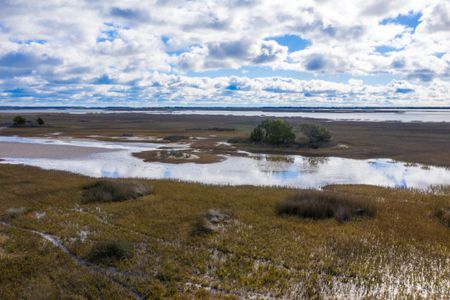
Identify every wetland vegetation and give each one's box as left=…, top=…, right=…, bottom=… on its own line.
left=0, top=164, right=449, bottom=299
left=0, top=112, right=449, bottom=299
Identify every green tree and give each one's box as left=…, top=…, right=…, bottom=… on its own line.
left=300, top=123, right=331, bottom=146
left=13, top=116, right=26, bottom=126
left=250, top=119, right=296, bottom=145
left=250, top=125, right=264, bottom=142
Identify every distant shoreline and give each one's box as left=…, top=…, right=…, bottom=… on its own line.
left=2, top=106, right=450, bottom=123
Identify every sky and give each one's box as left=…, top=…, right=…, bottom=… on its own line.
left=0, top=0, right=449, bottom=107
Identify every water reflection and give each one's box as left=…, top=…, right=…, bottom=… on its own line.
left=1, top=136, right=449, bottom=189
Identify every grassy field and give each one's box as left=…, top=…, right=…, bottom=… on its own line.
left=1, top=113, right=450, bottom=167
left=0, top=164, right=448, bottom=299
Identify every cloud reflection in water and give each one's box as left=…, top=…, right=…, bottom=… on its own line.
left=1, top=136, right=449, bottom=189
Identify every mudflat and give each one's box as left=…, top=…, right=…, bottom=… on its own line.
left=0, top=141, right=115, bottom=159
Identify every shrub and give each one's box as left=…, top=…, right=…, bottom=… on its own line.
left=13, top=116, right=26, bottom=126
left=82, top=180, right=152, bottom=203
left=250, top=119, right=296, bottom=145
left=36, top=117, right=45, bottom=126
left=300, top=123, right=331, bottom=146
left=86, top=240, right=132, bottom=264
left=164, top=135, right=186, bottom=142
left=433, top=206, right=450, bottom=227
left=276, top=190, right=375, bottom=222
left=191, top=209, right=231, bottom=236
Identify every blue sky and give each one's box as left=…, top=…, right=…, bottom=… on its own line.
left=0, top=1, right=449, bottom=107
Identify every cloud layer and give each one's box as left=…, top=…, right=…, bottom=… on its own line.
left=0, top=0, right=449, bottom=106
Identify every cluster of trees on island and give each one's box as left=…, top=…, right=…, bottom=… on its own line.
left=12, top=116, right=45, bottom=127
left=250, top=119, right=331, bottom=147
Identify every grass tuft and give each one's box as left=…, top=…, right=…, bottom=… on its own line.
left=276, top=190, right=376, bottom=222
left=156, top=260, right=180, bottom=283
left=85, top=240, right=132, bottom=264
left=81, top=180, right=152, bottom=203
left=191, top=209, right=231, bottom=236
left=2, top=207, right=29, bottom=220
left=433, top=206, right=450, bottom=227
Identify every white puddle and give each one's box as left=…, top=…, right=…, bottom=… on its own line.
left=1, top=136, right=449, bottom=189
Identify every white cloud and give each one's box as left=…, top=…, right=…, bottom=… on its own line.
left=1, top=71, right=449, bottom=107
left=0, top=0, right=449, bottom=106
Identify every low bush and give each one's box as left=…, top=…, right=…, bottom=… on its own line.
left=82, top=180, right=152, bottom=203
left=276, top=190, right=375, bottom=222
left=86, top=240, right=132, bottom=264
left=300, top=123, right=331, bottom=147
left=433, top=206, right=450, bottom=227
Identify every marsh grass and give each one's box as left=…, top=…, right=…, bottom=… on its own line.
left=156, top=260, right=180, bottom=283
left=81, top=181, right=152, bottom=203
left=134, top=149, right=225, bottom=164
left=85, top=240, right=132, bottom=264
left=0, top=164, right=449, bottom=299
left=276, top=190, right=376, bottom=222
